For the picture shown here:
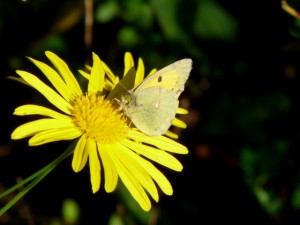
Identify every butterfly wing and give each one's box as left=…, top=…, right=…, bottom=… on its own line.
left=126, top=87, right=179, bottom=136
left=122, top=58, right=192, bottom=136
left=134, top=58, right=192, bottom=97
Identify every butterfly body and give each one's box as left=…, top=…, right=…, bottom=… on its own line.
left=121, top=58, right=192, bottom=136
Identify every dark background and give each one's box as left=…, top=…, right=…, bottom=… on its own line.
left=1, top=0, right=300, bottom=224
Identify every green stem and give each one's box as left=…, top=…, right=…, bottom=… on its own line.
left=0, top=142, right=76, bottom=216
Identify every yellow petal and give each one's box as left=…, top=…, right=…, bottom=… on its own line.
left=101, top=61, right=119, bottom=87
left=11, top=118, right=75, bottom=140
left=128, top=130, right=188, bottom=154
left=148, top=68, right=157, bottom=76
left=124, top=52, right=134, bottom=77
left=29, top=127, right=82, bottom=146
left=80, top=66, right=118, bottom=91
left=97, top=143, right=118, bottom=193
left=135, top=58, right=145, bottom=86
left=14, top=104, right=70, bottom=120
left=8, top=76, right=30, bottom=86
left=88, top=139, right=101, bottom=193
left=116, top=142, right=173, bottom=196
left=88, top=53, right=105, bottom=93
left=172, top=117, right=187, bottom=128
left=78, top=69, right=90, bottom=80
left=72, top=135, right=89, bottom=172
left=152, top=135, right=188, bottom=154
left=109, top=147, right=151, bottom=211
left=113, top=143, right=159, bottom=202
left=16, top=70, right=71, bottom=114
left=177, top=107, right=188, bottom=114
left=28, top=57, right=73, bottom=101
left=45, top=51, right=82, bottom=96
left=121, top=139, right=183, bottom=172
left=165, top=130, right=179, bottom=139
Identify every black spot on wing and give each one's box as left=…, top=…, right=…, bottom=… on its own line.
left=158, top=76, right=162, bottom=82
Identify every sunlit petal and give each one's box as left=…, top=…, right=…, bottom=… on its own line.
left=72, top=135, right=89, bottom=172
left=177, top=107, right=188, bottom=114
left=88, top=53, right=105, bottom=93
left=124, top=52, right=134, bottom=76
left=97, top=143, right=118, bottom=193
left=116, top=142, right=173, bottom=195
left=11, top=118, right=75, bottom=140
left=16, top=70, right=71, bottom=114
left=14, top=104, right=70, bottom=120
left=109, top=147, right=151, bottom=211
left=29, top=127, right=81, bottom=146
left=172, top=117, right=187, bottom=128
left=121, top=139, right=183, bottom=171
left=28, top=57, right=73, bottom=101
left=128, top=130, right=188, bottom=154
left=88, top=139, right=101, bottom=193
left=135, top=58, right=145, bottom=86
left=45, top=51, right=82, bottom=96
left=113, top=143, right=159, bottom=201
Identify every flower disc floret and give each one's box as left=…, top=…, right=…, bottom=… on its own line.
left=70, top=93, right=128, bottom=144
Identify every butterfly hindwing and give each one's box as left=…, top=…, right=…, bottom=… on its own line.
left=127, top=87, right=179, bottom=136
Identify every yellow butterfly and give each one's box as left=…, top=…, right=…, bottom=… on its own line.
left=120, top=58, right=192, bottom=136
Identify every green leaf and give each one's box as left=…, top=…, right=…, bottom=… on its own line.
left=192, top=0, right=238, bottom=41
left=95, top=0, right=120, bottom=23
left=117, top=26, right=140, bottom=48
left=151, top=0, right=186, bottom=41
left=0, top=142, right=75, bottom=216
left=122, top=1, right=153, bottom=28
left=254, top=187, right=283, bottom=215
left=291, top=185, right=300, bottom=209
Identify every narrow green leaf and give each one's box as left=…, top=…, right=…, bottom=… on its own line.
left=0, top=142, right=76, bottom=216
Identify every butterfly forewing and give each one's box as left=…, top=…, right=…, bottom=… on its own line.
left=134, top=58, right=192, bottom=96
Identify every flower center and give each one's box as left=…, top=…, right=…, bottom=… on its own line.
left=70, top=93, right=128, bottom=144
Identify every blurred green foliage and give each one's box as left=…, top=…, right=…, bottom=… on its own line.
left=1, top=0, right=300, bottom=224
left=62, top=198, right=81, bottom=224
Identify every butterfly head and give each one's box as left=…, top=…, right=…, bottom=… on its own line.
left=117, top=90, right=136, bottom=112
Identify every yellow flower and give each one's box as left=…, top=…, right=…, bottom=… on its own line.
left=11, top=51, right=188, bottom=211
